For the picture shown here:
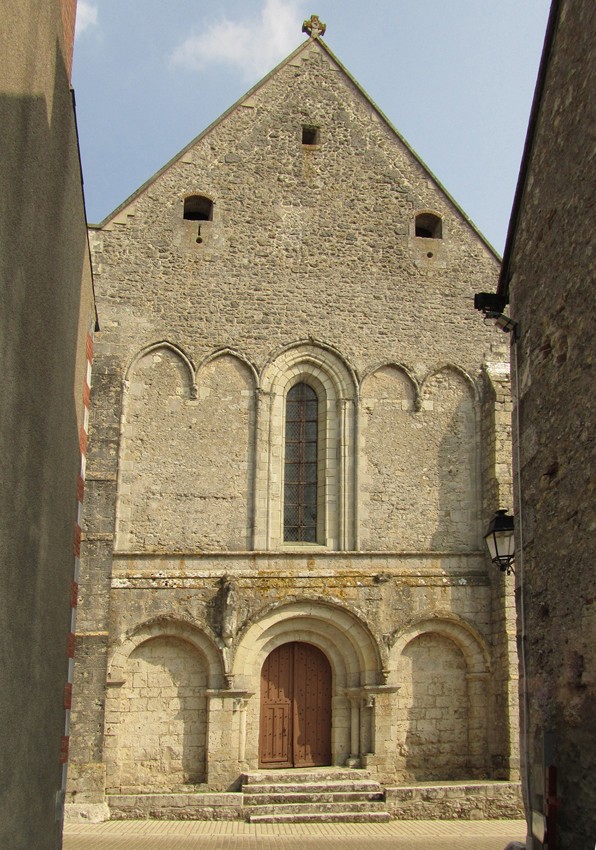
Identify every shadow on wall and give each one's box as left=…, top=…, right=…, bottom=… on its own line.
left=360, top=365, right=478, bottom=551
left=428, top=370, right=479, bottom=552
left=401, top=632, right=470, bottom=780
left=0, top=39, right=90, bottom=850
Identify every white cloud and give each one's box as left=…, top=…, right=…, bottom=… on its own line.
left=171, top=0, right=304, bottom=80
left=75, top=1, right=98, bottom=38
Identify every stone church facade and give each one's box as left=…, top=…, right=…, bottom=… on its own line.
left=68, top=27, right=518, bottom=819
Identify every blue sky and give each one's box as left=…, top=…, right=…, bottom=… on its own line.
left=72, top=0, right=551, bottom=251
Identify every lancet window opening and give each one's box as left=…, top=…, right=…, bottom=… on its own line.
left=283, top=383, right=319, bottom=542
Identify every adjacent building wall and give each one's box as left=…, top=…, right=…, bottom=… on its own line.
left=499, top=1, right=595, bottom=846
left=0, top=2, right=95, bottom=848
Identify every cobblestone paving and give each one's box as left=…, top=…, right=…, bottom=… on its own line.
left=64, top=819, right=526, bottom=850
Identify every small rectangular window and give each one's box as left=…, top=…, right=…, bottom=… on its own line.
left=415, top=212, right=442, bottom=239
left=184, top=195, right=213, bottom=221
left=302, top=126, right=320, bottom=146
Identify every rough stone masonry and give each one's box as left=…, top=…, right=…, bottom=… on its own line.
left=66, top=26, right=520, bottom=822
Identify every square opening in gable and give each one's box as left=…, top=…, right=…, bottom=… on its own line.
left=415, top=212, right=442, bottom=239
left=302, top=125, right=320, bottom=146
left=183, top=195, right=213, bottom=222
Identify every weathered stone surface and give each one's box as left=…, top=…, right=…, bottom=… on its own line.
left=107, top=792, right=242, bottom=821
left=68, top=33, right=516, bottom=820
left=104, top=636, right=208, bottom=793
left=500, top=1, right=596, bottom=847
left=385, top=782, right=523, bottom=820
left=242, top=770, right=390, bottom=823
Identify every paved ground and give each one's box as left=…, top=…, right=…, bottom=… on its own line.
left=64, top=819, right=527, bottom=850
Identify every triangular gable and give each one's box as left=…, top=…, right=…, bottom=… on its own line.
left=93, top=36, right=499, bottom=260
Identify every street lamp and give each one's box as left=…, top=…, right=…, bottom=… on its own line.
left=484, top=509, right=515, bottom=574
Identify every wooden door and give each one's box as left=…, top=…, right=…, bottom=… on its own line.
left=259, top=642, right=332, bottom=768
left=259, top=642, right=293, bottom=766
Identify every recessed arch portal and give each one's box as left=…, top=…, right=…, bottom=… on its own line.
left=104, top=624, right=221, bottom=793
left=233, top=601, right=382, bottom=769
left=390, top=617, right=491, bottom=779
left=233, top=600, right=381, bottom=689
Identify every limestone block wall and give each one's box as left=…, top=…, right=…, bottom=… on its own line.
left=397, top=633, right=469, bottom=780
left=480, top=361, right=518, bottom=780
left=96, top=338, right=490, bottom=559
left=70, top=551, right=513, bottom=799
left=104, top=636, right=208, bottom=792
left=87, top=41, right=500, bottom=379
left=360, top=365, right=479, bottom=551
left=83, top=554, right=500, bottom=790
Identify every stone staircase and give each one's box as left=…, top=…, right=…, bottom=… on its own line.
left=242, top=768, right=390, bottom=823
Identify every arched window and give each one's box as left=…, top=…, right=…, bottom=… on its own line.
left=284, top=383, right=318, bottom=542
left=183, top=195, right=213, bottom=221
left=415, top=212, right=442, bottom=239
left=256, top=343, right=356, bottom=551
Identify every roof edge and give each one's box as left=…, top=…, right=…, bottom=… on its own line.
left=94, top=38, right=316, bottom=229
left=314, top=38, right=501, bottom=261
left=95, top=34, right=500, bottom=260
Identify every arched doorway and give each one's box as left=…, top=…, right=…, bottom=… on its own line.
left=259, top=642, right=332, bottom=768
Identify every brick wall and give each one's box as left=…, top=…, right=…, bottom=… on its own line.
left=60, top=0, right=77, bottom=80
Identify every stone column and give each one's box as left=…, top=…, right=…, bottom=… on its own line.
left=337, top=398, right=349, bottom=550
left=360, top=686, right=400, bottom=781
left=252, top=390, right=273, bottom=550
left=346, top=693, right=361, bottom=767
left=205, top=689, right=254, bottom=789
left=360, top=694, right=375, bottom=756
left=466, top=672, right=491, bottom=776
left=234, top=697, right=249, bottom=763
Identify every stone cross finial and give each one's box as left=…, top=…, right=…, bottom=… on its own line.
left=302, top=14, right=326, bottom=39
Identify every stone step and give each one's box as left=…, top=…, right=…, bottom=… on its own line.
left=244, top=791, right=384, bottom=806
left=241, top=768, right=388, bottom=824
left=107, top=792, right=242, bottom=821
left=244, top=781, right=383, bottom=796
left=248, top=811, right=392, bottom=824
left=242, top=769, right=371, bottom=785
left=245, top=800, right=387, bottom=816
